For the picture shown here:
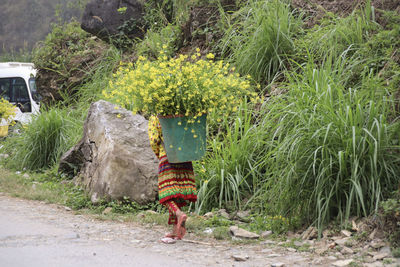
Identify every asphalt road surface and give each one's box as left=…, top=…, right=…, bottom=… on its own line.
left=0, top=193, right=364, bottom=267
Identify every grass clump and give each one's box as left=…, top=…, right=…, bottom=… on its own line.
left=194, top=103, right=263, bottom=213
left=212, top=226, right=231, bottom=240
left=220, top=0, right=302, bottom=82
left=248, top=215, right=292, bottom=234
left=294, top=1, right=377, bottom=64
left=2, top=108, right=80, bottom=171
left=252, top=56, right=400, bottom=229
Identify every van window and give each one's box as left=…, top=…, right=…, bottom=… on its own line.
left=0, top=79, right=11, bottom=101
left=29, top=78, right=40, bottom=102
left=0, top=77, right=31, bottom=112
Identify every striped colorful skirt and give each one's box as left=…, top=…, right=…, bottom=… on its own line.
left=158, top=155, right=197, bottom=206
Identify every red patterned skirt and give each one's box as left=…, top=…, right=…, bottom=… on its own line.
left=158, top=155, right=197, bottom=206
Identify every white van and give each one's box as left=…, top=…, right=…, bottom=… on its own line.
left=0, top=62, right=41, bottom=125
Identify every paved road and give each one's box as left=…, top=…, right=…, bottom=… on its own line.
left=0, top=194, right=339, bottom=267
left=0, top=196, right=191, bottom=267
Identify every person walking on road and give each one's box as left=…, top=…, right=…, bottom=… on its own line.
left=148, top=115, right=197, bottom=244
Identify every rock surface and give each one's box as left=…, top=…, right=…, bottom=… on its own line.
left=59, top=100, right=158, bottom=204
left=218, top=209, right=230, bottom=219
left=230, top=226, right=260, bottom=239
left=302, top=226, right=318, bottom=240
left=235, top=210, right=251, bottom=222
left=332, top=259, right=354, bottom=266
left=261, top=230, right=273, bottom=238
left=81, top=0, right=145, bottom=43
left=231, top=255, right=249, bottom=262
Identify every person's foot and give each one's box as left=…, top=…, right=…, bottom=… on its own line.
left=164, top=232, right=177, bottom=238
left=164, top=224, right=179, bottom=239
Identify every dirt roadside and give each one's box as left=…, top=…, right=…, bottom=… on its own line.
left=0, top=193, right=398, bottom=267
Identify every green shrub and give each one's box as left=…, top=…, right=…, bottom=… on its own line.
left=351, top=14, right=400, bottom=93
left=142, top=0, right=192, bottom=30
left=33, top=21, right=108, bottom=103
left=219, top=0, right=302, bottom=82
left=392, top=247, right=400, bottom=258
left=212, top=226, right=230, bottom=240
left=136, top=24, right=182, bottom=59
left=142, top=0, right=174, bottom=31
left=2, top=108, right=81, bottom=170
left=249, top=215, right=291, bottom=234
left=64, top=186, right=93, bottom=210
left=251, top=56, right=400, bottom=230
left=204, top=215, right=233, bottom=227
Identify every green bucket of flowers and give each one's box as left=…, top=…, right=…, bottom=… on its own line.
left=158, top=113, right=207, bottom=163
left=103, top=47, right=259, bottom=162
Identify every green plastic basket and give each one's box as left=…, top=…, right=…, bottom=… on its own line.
left=158, top=114, right=207, bottom=163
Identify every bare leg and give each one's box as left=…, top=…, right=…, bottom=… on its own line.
left=175, top=209, right=187, bottom=239
left=164, top=200, right=181, bottom=239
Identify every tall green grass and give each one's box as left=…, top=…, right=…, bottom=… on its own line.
left=219, top=0, right=302, bottom=82
left=194, top=102, right=265, bottom=213
left=294, top=0, right=377, bottom=63
left=252, top=56, right=400, bottom=229
left=70, top=45, right=122, bottom=104
left=2, top=108, right=81, bottom=171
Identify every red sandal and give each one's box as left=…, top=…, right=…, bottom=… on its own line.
left=160, top=237, right=177, bottom=244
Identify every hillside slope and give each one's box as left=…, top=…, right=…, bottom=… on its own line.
left=0, top=0, right=87, bottom=54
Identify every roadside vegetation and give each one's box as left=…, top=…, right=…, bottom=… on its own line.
left=0, top=0, right=399, bottom=250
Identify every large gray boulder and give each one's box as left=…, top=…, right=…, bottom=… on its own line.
left=59, top=100, right=158, bottom=204
left=81, top=0, right=145, bottom=42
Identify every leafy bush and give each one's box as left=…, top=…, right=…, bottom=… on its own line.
left=142, top=0, right=192, bottom=30
left=0, top=98, right=16, bottom=122
left=33, top=21, right=108, bottom=103
left=2, top=108, right=80, bottom=170
left=65, top=45, right=123, bottom=107
left=219, top=0, right=302, bottom=82
left=351, top=14, right=400, bottom=93
left=136, top=24, right=182, bottom=59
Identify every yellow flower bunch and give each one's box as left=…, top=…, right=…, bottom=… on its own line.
left=0, top=98, right=16, bottom=122
left=103, top=50, right=258, bottom=119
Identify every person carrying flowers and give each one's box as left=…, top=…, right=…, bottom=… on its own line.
left=103, top=48, right=258, bottom=244
left=148, top=115, right=196, bottom=243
